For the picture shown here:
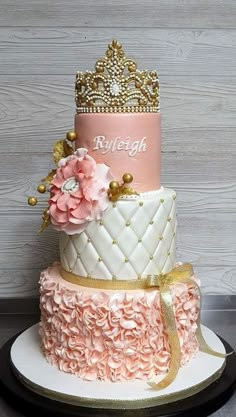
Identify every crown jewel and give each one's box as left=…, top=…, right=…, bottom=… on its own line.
left=75, top=40, right=159, bottom=113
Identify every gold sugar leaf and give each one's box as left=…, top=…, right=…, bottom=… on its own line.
left=38, top=208, right=51, bottom=233
left=42, top=169, right=56, bottom=185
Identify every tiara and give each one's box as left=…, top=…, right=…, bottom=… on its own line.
left=75, top=40, right=159, bottom=114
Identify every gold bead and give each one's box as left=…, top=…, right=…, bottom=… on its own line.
left=98, top=257, right=102, bottom=262
left=112, top=239, right=117, bottom=244
left=167, top=251, right=171, bottom=256
left=28, top=196, right=38, bottom=206
left=159, top=236, right=163, bottom=240
left=122, top=173, right=133, bottom=183
left=138, top=238, right=142, bottom=242
left=128, top=64, right=136, bottom=72
left=150, top=255, right=153, bottom=260
left=139, top=201, right=144, bottom=206
left=109, top=180, right=120, bottom=190
left=138, top=99, right=145, bottom=106
left=150, top=220, right=154, bottom=225
left=112, top=275, right=117, bottom=280
left=124, top=258, right=129, bottom=263
left=99, top=220, right=103, bottom=225
left=126, top=221, right=130, bottom=226
left=66, top=131, right=77, bottom=142
left=160, top=199, right=164, bottom=203
left=167, top=217, right=171, bottom=222
left=112, top=203, right=116, bottom=208
left=173, top=195, right=176, bottom=200
left=37, top=184, right=46, bottom=194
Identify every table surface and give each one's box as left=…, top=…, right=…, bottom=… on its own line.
left=0, top=311, right=235, bottom=417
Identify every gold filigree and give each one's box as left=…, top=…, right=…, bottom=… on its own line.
left=75, top=40, right=159, bottom=113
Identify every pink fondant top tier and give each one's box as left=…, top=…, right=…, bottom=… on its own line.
left=74, top=112, right=161, bottom=192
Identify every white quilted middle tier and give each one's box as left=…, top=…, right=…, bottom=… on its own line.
left=59, top=187, right=177, bottom=280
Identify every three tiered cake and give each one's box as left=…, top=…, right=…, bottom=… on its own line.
left=32, top=40, right=223, bottom=389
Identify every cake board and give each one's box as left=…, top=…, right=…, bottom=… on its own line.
left=0, top=324, right=235, bottom=417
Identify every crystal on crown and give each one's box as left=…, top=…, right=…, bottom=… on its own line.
left=75, top=40, right=159, bottom=113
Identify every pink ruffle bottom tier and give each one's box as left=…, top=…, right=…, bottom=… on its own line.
left=39, top=264, right=200, bottom=382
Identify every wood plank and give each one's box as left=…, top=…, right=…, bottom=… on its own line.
left=0, top=269, right=41, bottom=297
left=1, top=28, right=236, bottom=76
left=1, top=75, right=236, bottom=154
left=0, top=151, right=235, bottom=213
left=0, top=265, right=235, bottom=298
left=0, top=1, right=236, bottom=28
left=177, top=212, right=236, bottom=268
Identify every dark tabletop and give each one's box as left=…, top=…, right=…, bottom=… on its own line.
left=0, top=311, right=235, bottom=417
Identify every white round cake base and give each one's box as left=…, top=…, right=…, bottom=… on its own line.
left=10, top=323, right=226, bottom=410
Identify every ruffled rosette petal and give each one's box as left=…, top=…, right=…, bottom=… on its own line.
left=48, top=148, right=113, bottom=234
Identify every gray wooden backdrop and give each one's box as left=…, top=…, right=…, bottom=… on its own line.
left=0, top=0, right=236, bottom=303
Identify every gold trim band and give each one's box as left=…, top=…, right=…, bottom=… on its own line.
left=60, top=263, right=194, bottom=290
left=61, top=268, right=148, bottom=289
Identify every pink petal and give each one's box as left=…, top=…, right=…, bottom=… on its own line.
left=62, top=161, right=75, bottom=179
left=49, top=189, right=62, bottom=202
left=54, top=167, right=66, bottom=182
left=74, top=148, right=88, bottom=160
left=95, top=164, right=114, bottom=184
left=70, top=188, right=83, bottom=198
left=62, top=221, right=89, bottom=234
left=69, top=158, right=80, bottom=176
left=68, top=195, right=81, bottom=210
left=51, top=176, right=64, bottom=188
left=49, top=204, right=68, bottom=223
left=57, top=193, right=71, bottom=211
left=71, top=199, right=92, bottom=219
left=80, top=159, right=95, bottom=178
left=81, top=179, right=100, bottom=201
left=68, top=216, right=86, bottom=224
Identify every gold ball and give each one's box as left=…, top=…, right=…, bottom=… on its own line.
left=37, top=184, right=46, bottom=193
left=66, top=131, right=77, bottom=142
left=138, top=99, right=145, bottom=106
left=128, top=64, right=136, bottom=72
left=28, top=196, right=38, bottom=206
left=122, top=173, right=133, bottom=183
left=109, top=180, right=120, bottom=190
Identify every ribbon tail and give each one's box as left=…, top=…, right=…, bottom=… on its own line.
left=192, top=280, right=231, bottom=358
left=149, top=285, right=181, bottom=390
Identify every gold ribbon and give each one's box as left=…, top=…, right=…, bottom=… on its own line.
left=145, top=264, right=227, bottom=390
left=61, top=264, right=229, bottom=390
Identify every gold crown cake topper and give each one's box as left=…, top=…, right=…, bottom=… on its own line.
left=75, top=40, right=159, bottom=113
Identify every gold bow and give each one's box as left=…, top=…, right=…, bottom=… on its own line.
left=146, top=264, right=227, bottom=390
left=61, top=264, right=228, bottom=390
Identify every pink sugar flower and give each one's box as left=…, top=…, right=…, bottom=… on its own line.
left=48, top=148, right=113, bottom=234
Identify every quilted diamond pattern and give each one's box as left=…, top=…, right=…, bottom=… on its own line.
left=60, top=188, right=177, bottom=280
